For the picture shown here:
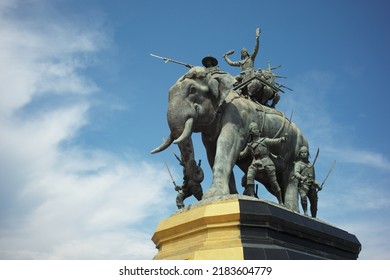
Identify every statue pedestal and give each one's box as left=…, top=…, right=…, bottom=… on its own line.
left=151, top=196, right=361, bottom=260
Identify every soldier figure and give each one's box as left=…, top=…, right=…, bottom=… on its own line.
left=239, top=122, right=286, bottom=205
left=223, top=27, right=260, bottom=83
left=294, top=146, right=322, bottom=217
left=176, top=159, right=204, bottom=209
left=202, top=55, right=221, bottom=75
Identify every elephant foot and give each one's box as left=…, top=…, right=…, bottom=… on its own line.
left=202, top=186, right=230, bottom=201
left=243, top=185, right=256, bottom=197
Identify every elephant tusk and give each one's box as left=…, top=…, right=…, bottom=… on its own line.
left=173, top=117, right=194, bottom=144
left=150, top=134, right=174, bottom=154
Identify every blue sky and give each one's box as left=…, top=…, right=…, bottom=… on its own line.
left=0, top=0, right=389, bottom=259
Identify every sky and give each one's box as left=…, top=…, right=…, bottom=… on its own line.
left=0, top=0, right=389, bottom=260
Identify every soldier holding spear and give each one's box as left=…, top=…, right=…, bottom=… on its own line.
left=165, top=148, right=204, bottom=209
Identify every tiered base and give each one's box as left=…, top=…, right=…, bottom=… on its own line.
left=152, top=196, right=361, bottom=260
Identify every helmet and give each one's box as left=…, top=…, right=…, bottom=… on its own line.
left=299, top=146, right=308, bottom=153
left=241, top=48, right=249, bottom=59
left=299, top=146, right=309, bottom=157
left=202, top=55, right=218, bottom=67
left=249, top=122, right=259, bottom=131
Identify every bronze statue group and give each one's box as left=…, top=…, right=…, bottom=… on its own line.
left=157, top=28, right=332, bottom=218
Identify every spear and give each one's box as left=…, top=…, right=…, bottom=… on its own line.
left=150, top=53, right=194, bottom=68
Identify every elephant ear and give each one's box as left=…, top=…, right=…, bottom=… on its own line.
left=208, top=73, right=235, bottom=101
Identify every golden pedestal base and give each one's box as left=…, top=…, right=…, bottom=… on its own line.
left=152, top=198, right=244, bottom=260
left=152, top=196, right=361, bottom=260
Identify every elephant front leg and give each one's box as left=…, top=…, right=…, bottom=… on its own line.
left=203, top=129, right=242, bottom=199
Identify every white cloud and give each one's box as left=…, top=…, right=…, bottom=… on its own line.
left=282, top=70, right=390, bottom=172
left=342, top=221, right=390, bottom=260
left=0, top=0, right=106, bottom=117
left=335, top=148, right=390, bottom=172
left=0, top=152, right=170, bottom=259
left=0, top=1, right=170, bottom=259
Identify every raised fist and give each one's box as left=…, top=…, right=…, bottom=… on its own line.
left=256, top=28, right=261, bottom=37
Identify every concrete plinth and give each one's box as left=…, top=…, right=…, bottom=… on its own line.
left=152, top=196, right=361, bottom=260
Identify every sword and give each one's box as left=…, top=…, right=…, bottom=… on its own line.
left=293, top=147, right=319, bottom=181
left=164, top=160, right=181, bottom=192
left=311, top=147, right=320, bottom=167
left=319, top=160, right=336, bottom=191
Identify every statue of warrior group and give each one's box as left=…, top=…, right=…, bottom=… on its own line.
left=152, top=28, right=334, bottom=218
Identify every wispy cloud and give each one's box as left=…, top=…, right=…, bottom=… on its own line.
left=332, top=148, right=390, bottom=172
left=282, top=70, right=390, bottom=172
left=0, top=1, right=168, bottom=259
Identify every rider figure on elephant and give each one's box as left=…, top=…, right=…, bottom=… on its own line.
left=223, top=28, right=260, bottom=85
left=202, top=55, right=222, bottom=75
left=223, top=28, right=280, bottom=108
left=294, top=146, right=322, bottom=217
left=239, top=122, right=286, bottom=205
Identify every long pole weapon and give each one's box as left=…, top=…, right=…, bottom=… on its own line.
left=150, top=53, right=194, bottom=68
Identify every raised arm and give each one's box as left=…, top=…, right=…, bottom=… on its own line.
left=223, top=50, right=241, bottom=67
left=264, top=135, right=286, bottom=147
left=251, top=27, right=261, bottom=60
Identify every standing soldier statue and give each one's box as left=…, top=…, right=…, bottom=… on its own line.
left=294, top=146, right=321, bottom=217
left=239, top=122, right=286, bottom=205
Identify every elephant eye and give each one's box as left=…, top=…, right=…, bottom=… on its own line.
left=189, top=85, right=197, bottom=94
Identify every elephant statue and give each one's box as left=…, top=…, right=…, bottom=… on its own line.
left=151, top=66, right=307, bottom=211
